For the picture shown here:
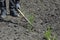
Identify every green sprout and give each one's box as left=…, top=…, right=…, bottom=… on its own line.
left=28, top=14, right=34, bottom=24
left=44, top=27, right=51, bottom=40
left=26, top=14, right=35, bottom=31
left=44, top=26, right=57, bottom=40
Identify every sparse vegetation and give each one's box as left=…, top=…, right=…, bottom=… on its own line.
left=44, top=26, right=57, bottom=40
left=18, top=9, right=34, bottom=26
left=26, top=14, right=35, bottom=32
left=18, top=9, right=35, bottom=31
left=28, top=14, right=34, bottom=23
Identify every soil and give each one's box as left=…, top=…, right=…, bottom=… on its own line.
left=0, top=0, right=60, bottom=40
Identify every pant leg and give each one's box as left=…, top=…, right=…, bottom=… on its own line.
left=9, top=0, right=20, bottom=17
left=0, top=0, right=6, bottom=8
left=9, top=0, right=15, bottom=9
left=0, top=0, right=7, bottom=18
left=9, top=0, right=20, bottom=8
left=0, top=0, right=6, bottom=11
left=9, top=0, right=17, bottom=16
left=0, top=1, right=2, bottom=9
left=15, top=0, right=20, bottom=3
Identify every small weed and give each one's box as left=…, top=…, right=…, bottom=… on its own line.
left=19, top=9, right=35, bottom=31
left=44, top=27, right=51, bottom=40
left=27, top=14, right=35, bottom=31
left=44, top=26, right=57, bottom=40
left=28, top=14, right=34, bottom=23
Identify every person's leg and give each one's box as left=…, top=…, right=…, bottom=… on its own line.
left=0, top=0, right=7, bottom=18
left=9, top=0, right=19, bottom=17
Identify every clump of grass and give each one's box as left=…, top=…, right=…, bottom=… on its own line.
left=44, top=27, right=51, bottom=40
left=44, top=26, right=57, bottom=40
left=18, top=9, right=35, bottom=31
left=28, top=14, right=34, bottom=24
left=26, top=14, right=35, bottom=31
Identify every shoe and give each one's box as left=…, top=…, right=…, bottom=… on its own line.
left=1, top=8, right=7, bottom=18
left=10, top=8, right=20, bottom=17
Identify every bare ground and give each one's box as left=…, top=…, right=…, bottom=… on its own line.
left=0, top=0, right=60, bottom=40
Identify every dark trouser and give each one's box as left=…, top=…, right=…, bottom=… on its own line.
left=9, top=0, right=20, bottom=8
left=0, top=0, right=20, bottom=7
left=9, top=0, right=20, bottom=16
left=0, top=0, right=6, bottom=7
left=0, top=0, right=20, bottom=14
left=0, top=0, right=6, bottom=15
